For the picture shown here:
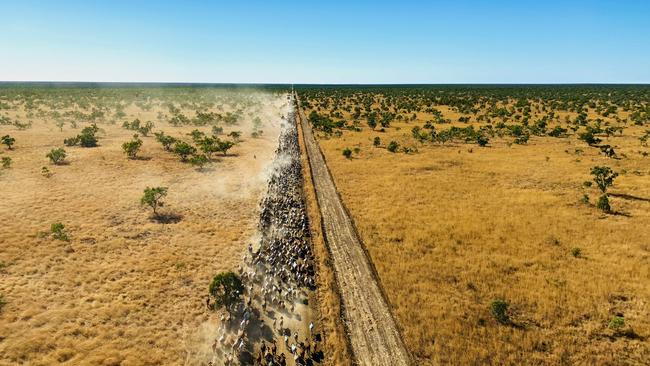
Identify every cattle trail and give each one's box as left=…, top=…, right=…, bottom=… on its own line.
left=295, top=93, right=412, bottom=366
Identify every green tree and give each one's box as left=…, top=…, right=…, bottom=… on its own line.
left=490, top=298, right=510, bottom=324
left=591, top=166, right=618, bottom=213
left=209, top=271, right=243, bottom=313
left=387, top=140, right=400, bottom=153
left=1, top=135, right=15, bottom=150
left=173, top=141, right=196, bottom=161
left=154, top=131, right=177, bottom=151
left=216, top=140, right=235, bottom=156
left=342, top=148, right=352, bottom=159
left=141, top=186, right=168, bottom=217
left=46, top=148, right=67, bottom=165
left=373, top=136, right=381, bottom=147
left=190, top=154, right=209, bottom=170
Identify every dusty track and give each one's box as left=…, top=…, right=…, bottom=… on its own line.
left=294, top=95, right=411, bottom=366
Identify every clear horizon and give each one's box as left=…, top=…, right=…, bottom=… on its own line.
left=2, top=0, right=649, bottom=84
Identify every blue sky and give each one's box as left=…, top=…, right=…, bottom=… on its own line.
left=1, top=0, right=648, bottom=83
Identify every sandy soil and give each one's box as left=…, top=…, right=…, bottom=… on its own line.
left=0, top=92, right=287, bottom=365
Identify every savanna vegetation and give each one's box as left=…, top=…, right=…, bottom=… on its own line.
left=298, top=85, right=650, bottom=365
left=0, top=84, right=289, bottom=365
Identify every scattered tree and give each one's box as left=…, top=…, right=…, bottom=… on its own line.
left=209, top=271, right=243, bottom=313
left=141, top=186, right=168, bottom=217
left=591, top=166, right=618, bottom=212
left=342, top=148, right=352, bottom=159
left=1, top=135, right=15, bottom=150
left=173, top=141, right=196, bottom=161
left=122, top=135, right=143, bottom=159
left=1, top=157, right=11, bottom=169
left=46, top=148, right=67, bottom=165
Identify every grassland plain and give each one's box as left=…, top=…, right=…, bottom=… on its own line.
left=0, top=89, right=285, bottom=365
left=301, top=86, right=650, bottom=365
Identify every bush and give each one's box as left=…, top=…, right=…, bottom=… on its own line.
left=154, top=131, right=177, bottom=151
left=65, top=123, right=99, bottom=147
left=490, top=298, right=510, bottom=324
left=579, top=131, right=601, bottom=146
left=342, top=148, right=352, bottom=159
left=476, top=134, right=489, bottom=147
left=122, top=135, right=143, bottom=159
left=46, top=148, right=67, bottom=165
left=1, top=157, right=11, bottom=169
left=373, top=136, right=381, bottom=147
left=64, top=136, right=80, bottom=146
left=141, top=186, right=168, bottom=217
left=209, top=271, right=243, bottom=313
left=387, top=141, right=400, bottom=153
left=50, top=222, right=69, bottom=241
left=1, top=135, right=15, bottom=150
left=216, top=140, right=235, bottom=156
left=189, top=154, right=209, bottom=170
left=571, top=247, right=582, bottom=258
left=514, top=134, right=529, bottom=145
left=173, top=141, right=196, bottom=161
left=596, top=194, right=611, bottom=212
left=609, top=315, right=625, bottom=330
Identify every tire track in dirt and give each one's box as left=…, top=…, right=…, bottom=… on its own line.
left=294, top=94, right=412, bottom=366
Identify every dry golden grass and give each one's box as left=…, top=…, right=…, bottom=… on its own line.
left=307, top=104, right=650, bottom=365
left=0, top=97, right=284, bottom=365
left=297, top=116, right=354, bottom=366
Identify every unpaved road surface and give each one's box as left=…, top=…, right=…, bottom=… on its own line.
left=295, top=95, right=412, bottom=366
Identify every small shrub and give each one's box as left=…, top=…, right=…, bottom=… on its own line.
left=476, top=134, right=489, bottom=147
left=64, top=136, right=80, bottom=146
left=1, top=157, right=11, bottom=169
left=490, top=298, right=510, bottom=324
left=212, top=126, right=224, bottom=135
left=579, top=131, right=601, bottom=145
left=514, top=134, right=529, bottom=145
left=571, top=247, right=582, bottom=258
left=582, top=181, right=592, bottom=188
left=189, top=154, right=209, bottom=170
left=373, top=136, right=381, bottom=147
left=1, top=135, right=15, bottom=150
left=227, top=131, right=241, bottom=141
left=387, top=140, right=400, bottom=153
left=154, top=131, right=177, bottom=151
left=173, top=141, right=196, bottom=161
left=608, top=315, right=625, bottom=330
left=50, top=222, right=69, bottom=241
left=46, top=148, right=67, bottom=165
left=581, top=194, right=590, bottom=204
left=596, top=194, right=611, bottom=212
left=342, top=148, right=352, bottom=159
left=122, top=135, right=143, bottom=159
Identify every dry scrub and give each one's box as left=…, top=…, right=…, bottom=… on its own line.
left=305, top=96, right=650, bottom=365
left=0, top=90, right=285, bottom=365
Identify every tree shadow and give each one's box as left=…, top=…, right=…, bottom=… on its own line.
left=151, top=212, right=183, bottom=224
left=610, top=192, right=650, bottom=203
left=131, top=156, right=152, bottom=161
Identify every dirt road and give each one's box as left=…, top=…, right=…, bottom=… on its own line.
left=295, top=95, right=412, bottom=366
